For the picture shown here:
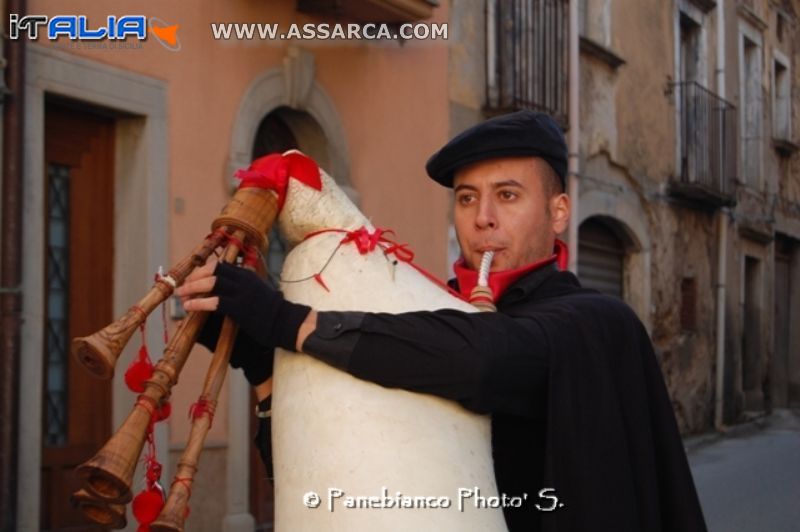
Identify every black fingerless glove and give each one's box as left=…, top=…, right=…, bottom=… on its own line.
left=212, top=262, right=311, bottom=351
left=196, top=313, right=275, bottom=386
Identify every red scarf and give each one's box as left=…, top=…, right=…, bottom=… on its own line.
left=453, top=239, right=569, bottom=301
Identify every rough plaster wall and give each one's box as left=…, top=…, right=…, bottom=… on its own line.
left=446, top=0, right=486, bottom=141
left=776, top=3, right=800, bottom=212
left=613, top=0, right=676, bottom=182
left=580, top=57, right=619, bottom=159
left=649, top=204, right=718, bottom=433
left=448, top=0, right=486, bottom=113
left=584, top=0, right=800, bottom=432
left=589, top=1, right=717, bottom=433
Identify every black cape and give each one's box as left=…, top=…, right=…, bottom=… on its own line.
left=515, top=270, right=708, bottom=531
left=303, top=266, right=708, bottom=531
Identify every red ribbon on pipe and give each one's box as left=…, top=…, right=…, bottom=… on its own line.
left=234, top=152, right=322, bottom=210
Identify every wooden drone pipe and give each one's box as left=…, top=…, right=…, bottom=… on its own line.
left=75, top=308, right=212, bottom=504
left=71, top=488, right=127, bottom=529
left=74, top=184, right=279, bottom=524
left=151, top=231, right=268, bottom=530
left=72, top=229, right=229, bottom=380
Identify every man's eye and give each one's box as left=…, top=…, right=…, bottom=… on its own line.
left=457, top=194, right=476, bottom=205
left=499, top=190, right=517, bottom=200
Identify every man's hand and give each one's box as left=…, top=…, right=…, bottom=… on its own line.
left=176, top=261, right=317, bottom=385
left=176, top=258, right=221, bottom=312
left=176, top=261, right=311, bottom=351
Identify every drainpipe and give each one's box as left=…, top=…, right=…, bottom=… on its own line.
left=714, top=1, right=728, bottom=430
left=567, top=0, right=580, bottom=272
left=0, top=0, right=25, bottom=528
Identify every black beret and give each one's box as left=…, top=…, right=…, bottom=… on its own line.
left=425, top=110, right=567, bottom=189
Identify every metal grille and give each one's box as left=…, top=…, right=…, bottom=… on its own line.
left=578, top=219, right=624, bottom=299
left=45, top=163, right=70, bottom=446
left=673, top=81, right=737, bottom=195
left=486, top=0, right=569, bottom=124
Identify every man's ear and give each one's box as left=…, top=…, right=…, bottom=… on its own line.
left=550, top=193, right=570, bottom=235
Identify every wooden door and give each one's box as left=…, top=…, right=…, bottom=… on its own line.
left=742, top=256, right=763, bottom=411
left=773, top=242, right=791, bottom=408
left=41, top=103, right=114, bottom=531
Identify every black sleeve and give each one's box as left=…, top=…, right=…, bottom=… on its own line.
left=301, top=309, right=550, bottom=419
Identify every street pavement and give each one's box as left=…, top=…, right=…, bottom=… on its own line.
left=687, top=409, right=800, bottom=532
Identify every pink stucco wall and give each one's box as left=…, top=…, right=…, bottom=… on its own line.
left=29, top=0, right=451, bottom=447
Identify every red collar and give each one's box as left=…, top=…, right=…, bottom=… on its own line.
left=453, top=239, right=569, bottom=301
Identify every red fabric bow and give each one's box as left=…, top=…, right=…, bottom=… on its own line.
left=234, top=152, right=322, bottom=210
left=299, top=226, right=461, bottom=299
left=340, top=227, right=393, bottom=255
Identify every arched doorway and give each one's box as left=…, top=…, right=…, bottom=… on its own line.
left=578, top=216, right=630, bottom=300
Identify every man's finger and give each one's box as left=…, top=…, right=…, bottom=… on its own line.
left=184, top=258, right=217, bottom=284
left=183, top=296, right=219, bottom=312
left=175, top=275, right=217, bottom=298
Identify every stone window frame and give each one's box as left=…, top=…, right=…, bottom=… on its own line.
left=738, top=18, right=765, bottom=191
left=673, top=0, right=711, bottom=181
left=771, top=48, right=792, bottom=142
left=675, top=0, right=710, bottom=88
left=579, top=0, right=612, bottom=48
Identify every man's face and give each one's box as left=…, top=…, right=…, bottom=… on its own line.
left=453, top=156, right=570, bottom=272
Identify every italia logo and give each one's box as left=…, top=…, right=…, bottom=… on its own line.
left=8, top=14, right=181, bottom=51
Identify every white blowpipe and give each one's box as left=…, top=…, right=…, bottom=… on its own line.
left=477, top=250, right=494, bottom=287
left=470, top=250, right=496, bottom=312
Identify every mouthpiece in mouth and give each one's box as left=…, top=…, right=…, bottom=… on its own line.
left=478, top=250, right=494, bottom=287
left=470, top=251, right=496, bottom=312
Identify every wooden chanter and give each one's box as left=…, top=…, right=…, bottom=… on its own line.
left=72, top=185, right=278, bottom=529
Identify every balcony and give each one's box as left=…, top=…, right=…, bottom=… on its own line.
left=297, top=0, right=438, bottom=23
left=669, top=81, right=737, bottom=208
left=485, top=0, right=569, bottom=126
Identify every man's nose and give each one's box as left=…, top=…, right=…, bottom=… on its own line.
left=475, top=198, right=497, bottom=229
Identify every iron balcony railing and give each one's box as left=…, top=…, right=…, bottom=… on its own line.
left=672, top=81, right=737, bottom=199
left=486, top=0, right=569, bottom=124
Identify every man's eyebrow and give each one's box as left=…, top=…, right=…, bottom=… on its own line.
left=454, top=180, right=524, bottom=193
left=454, top=183, right=478, bottom=193
left=492, top=179, right=524, bottom=189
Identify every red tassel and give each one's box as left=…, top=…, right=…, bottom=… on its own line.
left=144, top=455, right=163, bottom=485
left=155, top=401, right=171, bottom=422
left=188, top=398, right=215, bottom=425
left=313, top=273, right=330, bottom=292
left=132, top=485, right=164, bottom=526
left=125, top=345, right=154, bottom=393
